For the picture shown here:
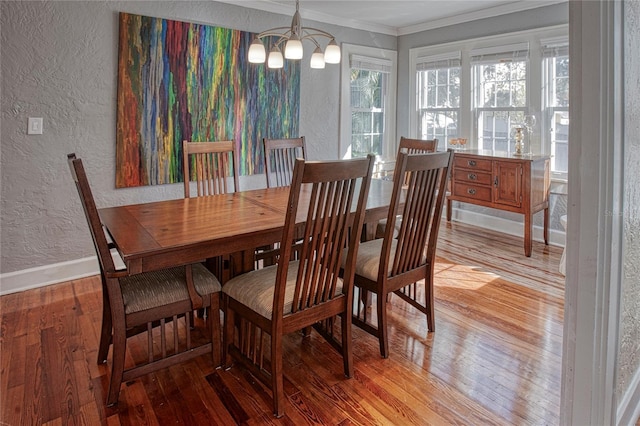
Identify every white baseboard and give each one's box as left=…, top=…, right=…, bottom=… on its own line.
left=0, top=256, right=99, bottom=296
left=0, top=210, right=566, bottom=296
left=618, top=366, right=640, bottom=426
left=449, top=206, right=566, bottom=248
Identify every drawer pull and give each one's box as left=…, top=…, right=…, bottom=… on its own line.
left=468, top=173, right=477, bottom=180
left=467, top=188, right=477, bottom=195
left=467, top=160, right=477, bottom=167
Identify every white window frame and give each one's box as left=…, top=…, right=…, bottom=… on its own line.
left=542, top=36, right=570, bottom=180
left=340, top=44, right=397, bottom=162
left=471, top=43, right=530, bottom=153
left=409, top=25, right=568, bottom=181
left=415, top=51, right=461, bottom=151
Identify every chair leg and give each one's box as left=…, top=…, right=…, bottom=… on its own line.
left=341, top=310, right=353, bottom=378
left=97, top=290, right=112, bottom=364
left=106, top=323, right=126, bottom=406
left=271, top=333, right=285, bottom=418
left=377, top=292, right=389, bottom=358
left=223, top=301, right=234, bottom=369
left=210, top=295, right=222, bottom=368
left=425, top=275, right=435, bottom=332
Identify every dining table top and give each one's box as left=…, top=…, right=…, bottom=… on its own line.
left=99, top=178, right=396, bottom=275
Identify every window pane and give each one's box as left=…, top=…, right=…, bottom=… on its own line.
left=551, top=110, right=569, bottom=173
left=478, top=110, right=524, bottom=152
left=477, top=61, right=527, bottom=108
left=418, top=110, right=458, bottom=150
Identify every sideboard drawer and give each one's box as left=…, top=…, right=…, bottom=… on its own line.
left=454, top=156, right=492, bottom=172
left=452, top=182, right=492, bottom=202
left=453, top=169, right=492, bottom=186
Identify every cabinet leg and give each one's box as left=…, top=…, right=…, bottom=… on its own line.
left=524, top=214, right=532, bottom=257
left=543, top=207, right=549, bottom=245
left=446, top=198, right=452, bottom=222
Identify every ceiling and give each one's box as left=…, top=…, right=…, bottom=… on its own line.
left=216, top=0, right=565, bottom=35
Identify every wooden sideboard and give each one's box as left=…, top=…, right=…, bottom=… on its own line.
left=446, top=150, right=550, bottom=257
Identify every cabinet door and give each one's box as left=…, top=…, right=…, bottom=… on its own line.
left=493, top=161, right=522, bottom=207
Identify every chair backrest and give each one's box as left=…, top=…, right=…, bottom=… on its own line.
left=67, top=153, right=117, bottom=277
left=380, top=150, right=453, bottom=279
left=263, top=137, right=307, bottom=188
left=398, top=136, right=438, bottom=154
left=274, top=155, right=375, bottom=317
left=182, top=140, right=240, bottom=197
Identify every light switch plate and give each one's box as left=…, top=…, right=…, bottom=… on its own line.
left=28, top=117, right=43, bottom=135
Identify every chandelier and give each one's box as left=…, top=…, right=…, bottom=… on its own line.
left=247, top=0, right=341, bottom=69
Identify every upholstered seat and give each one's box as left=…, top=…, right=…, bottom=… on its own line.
left=224, top=261, right=343, bottom=319
left=121, top=264, right=221, bottom=314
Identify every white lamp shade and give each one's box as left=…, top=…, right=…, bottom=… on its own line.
left=248, top=39, right=266, bottom=63
left=310, top=47, right=325, bottom=69
left=284, top=38, right=303, bottom=60
left=267, top=48, right=284, bottom=69
left=324, top=40, right=341, bottom=64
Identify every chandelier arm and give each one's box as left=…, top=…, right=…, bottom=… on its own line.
left=300, top=27, right=336, bottom=41
left=257, top=28, right=292, bottom=39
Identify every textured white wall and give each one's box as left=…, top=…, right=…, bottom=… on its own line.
left=617, top=0, right=640, bottom=405
left=0, top=1, right=395, bottom=274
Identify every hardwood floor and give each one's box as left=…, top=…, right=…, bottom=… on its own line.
left=1, top=221, right=565, bottom=425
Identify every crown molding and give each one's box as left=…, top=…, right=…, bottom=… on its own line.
left=397, top=0, right=567, bottom=35
left=214, top=0, right=566, bottom=37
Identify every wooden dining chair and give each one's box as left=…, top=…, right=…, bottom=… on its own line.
left=223, top=155, right=375, bottom=417
left=344, top=150, right=453, bottom=358
left=182, top=140, right=239, bottom=197
left=256, top=137, right=307, bottom=267
left=375, top=136, right=438, bottom=238
left=263, top=137, right=306, bottom=188
left=183, top=140, right=240, bottom=281
left=67, top=153, right=222, bottom=406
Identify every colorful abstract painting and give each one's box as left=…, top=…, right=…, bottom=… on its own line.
left=116, top=12, right=300, bottom=188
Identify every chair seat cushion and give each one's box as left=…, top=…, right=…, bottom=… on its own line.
left=223, top=261, right=343, bottom=319
left=121, top=263, right=221, bottom=314
left=375, top=215, right=402, bottom=239
left=344, top=238, right=397, bottom=282
left=342, top=239, right=427, bottom=282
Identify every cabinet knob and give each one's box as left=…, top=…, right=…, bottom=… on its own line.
left=468, top=173, right=477, bottom=180
left=467, top=188, right=476, bottom=195
left=494, top=176, right=499, bottom=186
left=467, top=160, right=476, bottom=167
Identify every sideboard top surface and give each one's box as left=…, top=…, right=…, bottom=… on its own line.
left=452, top=149, right=549, bottom=162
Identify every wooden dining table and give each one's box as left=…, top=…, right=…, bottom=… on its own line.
left=99, top=178, right=396, bottom=278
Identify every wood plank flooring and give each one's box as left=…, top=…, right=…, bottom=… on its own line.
left=1, top=221, right=566, bottom=425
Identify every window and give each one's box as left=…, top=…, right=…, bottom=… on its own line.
left=416, top=53, right=461, bottom=151
left=542, top=39, right=569, bottom=177
left=340, top=45, right=397, bottom=162
left=350, top=56, right=389, bottom=158
left=471, top=43, right=529, bottom=153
